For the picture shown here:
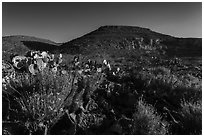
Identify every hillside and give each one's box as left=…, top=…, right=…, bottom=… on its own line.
left=2, top=35, right=61, bottom=61
left=60, top=25, right=202, bottom=57
left=2, top=26, right=202, bottom=62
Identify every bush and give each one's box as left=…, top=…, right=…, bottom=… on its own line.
left=2, top=69, right=77, bottom=134
left=131, top=98, right=169, bottom=135
left=176, top=100, right=202, bottom=135
left=2, top=66, right=107, bottom=135
left=135, top=67, right=201, bottom=108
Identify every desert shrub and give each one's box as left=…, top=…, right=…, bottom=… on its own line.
left=180, top=74, right=202, bottom=89
left=172, top=100, right=202, bottom=135
left=135, top=67, right=201, bottom=108
left=131, top=98, right=169, bottom=135
left=150, top=66, right=171, bottom=76
left=2, top=66, right=108, bottom=135
left=77, top=111, right=106, bottom=133
left=2, top=69, right=77, bottom=134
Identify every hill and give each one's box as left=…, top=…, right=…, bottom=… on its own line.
left=60, top=25, right=201, bottom=57
left=2, top=35, right=61, bottom=61
left=2, top=26, right=202, bottom=62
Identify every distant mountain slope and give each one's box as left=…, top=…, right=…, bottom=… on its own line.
left=60, top=25, right=202, bottom=57
left=2, top=35, right=61, bottom=61
left=2, top=26, right=202, bottom=62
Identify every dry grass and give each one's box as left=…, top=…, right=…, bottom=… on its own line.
left=131, top=98, right=169, bottom=135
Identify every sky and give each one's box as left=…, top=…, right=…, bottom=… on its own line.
left=2, top=2, right=202, bottom=43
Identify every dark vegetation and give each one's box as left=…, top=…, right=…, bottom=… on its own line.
left=162, top=38, right=202, bottom=57
left=2, top=26, right=202, bottom=135
left=22, top=41, right=60, bottom=52
left=2, top=35, right=61, bottom=61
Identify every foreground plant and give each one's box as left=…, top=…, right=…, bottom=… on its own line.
left=131, top=98, right=169, bottom=135
left=2, top=69, right=77, bottom=134
left=174, top=100, right=202, bottom=135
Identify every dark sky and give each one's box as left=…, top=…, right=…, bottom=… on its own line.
left=2, top=2, right=202, bottom=42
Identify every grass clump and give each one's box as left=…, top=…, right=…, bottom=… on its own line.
left=131, top=98, right=169, bottom=135
left=175, top=100, right=202, bottom=135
